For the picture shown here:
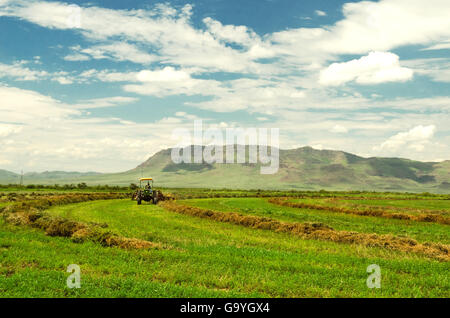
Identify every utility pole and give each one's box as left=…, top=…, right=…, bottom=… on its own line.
left=20, top=170, right=23, bottom=187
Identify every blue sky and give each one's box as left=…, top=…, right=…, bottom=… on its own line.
left=0, top=0, right=449, bottom=172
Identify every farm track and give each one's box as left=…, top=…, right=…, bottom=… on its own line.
left=0, top=193, right=162, bottom=250
left=160, top=200, right=450, bottom=261
left=268, top=198, right=450, bottom=225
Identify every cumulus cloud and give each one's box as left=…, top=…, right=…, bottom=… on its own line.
left=319, top=52, right=414, bottom=86
left=374, top=125, right=436, bottom=152
left=2, top=0, right=450, bottom=75
left=203, top=17, right=257, bottom=47
left=0, top=0, right=449, bottom=170
left=269, top=0, right=450, bottom=70
left=0, top=0, right=268, bottom=74
left=317, top=0, right=450, bottom=55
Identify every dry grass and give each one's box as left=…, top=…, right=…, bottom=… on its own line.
left=161, top=201, right=449, bottom=261
left=268, top=198, right=450, bottom=225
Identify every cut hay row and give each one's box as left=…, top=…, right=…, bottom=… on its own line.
left=160, top=201, right=449, bottom=261
left=268, top=198, right=450, bottom=225
left=172, top=193, right=449, bottom=200
left=1, top=193, right=161, bottom=250
left=170, top=189, right=450, bottom=201
left=322, top=198, right=450, bottom=215
left=1, top=192, right=131, bottom=212
left=0, top=192, right=101, bottom=203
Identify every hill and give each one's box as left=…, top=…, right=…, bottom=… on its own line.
left=0, top=170, right=101, bottom=185
left=0, top=169, right=19, bottom=184
left=1, top=146, right=449, bottom=192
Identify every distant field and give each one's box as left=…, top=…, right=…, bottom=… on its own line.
left=0, top=190, right=449, bottom=297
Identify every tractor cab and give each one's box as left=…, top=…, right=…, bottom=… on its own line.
left=135, top=177, right=158, bottom=205
left=143, top=180, right=153, bottom=194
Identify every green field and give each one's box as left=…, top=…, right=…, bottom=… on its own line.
left=0, top=190, right=449, bottom=298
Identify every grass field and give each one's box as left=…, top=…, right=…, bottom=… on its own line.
left=0, top=190, right=449, bottom=298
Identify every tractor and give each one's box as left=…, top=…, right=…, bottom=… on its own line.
left=134, top=177, right=160, bottom=205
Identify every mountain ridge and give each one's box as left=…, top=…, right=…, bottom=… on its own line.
left=1, top=146, right=449, bottom=193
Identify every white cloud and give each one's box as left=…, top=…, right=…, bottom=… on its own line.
left=0, top=84, right=205, bottom=172
left=315, top=10, right=327, bottom=17
left=371, top=96, right=450, bottom=112
left=53, top=75, right=73, bottom=85
left=422, top=40, right=450, bottom=51
left=186, top=79, right=307, bottom=112
left=73, top=96, right=138, bottom=109
left=374, top=125, right=436, bottom=152
left=330, top=125, right=348, bottom=133
left=2, top=0, right=450, bottom=77
left=0, top=61, right=76, bottom=84
left=123, top=67, right=226, bottom=98
left=403, top=58, right=450, bottom=83
left=269, top=0, right=450, bottom=69
left=203, top=17, right=257, bottom=47
left=319, top=52, right=414, bottom=86
left=0, top=1, right=269, bottom=74
left=63, top=53, right=90, bottom=61
left=0, top=61, right=48, bottom=81
left=0, top=84, right=448, bottom=172
left=0, top=85, right=79, bottom=125
left=136, top=67, right=190, bottom=82
left=79, top=69, right=138, bottom=83
left=320, top=0, right=450, bottom=54
left=0, top=124, right=22, bottom=138
left=0, top=0, right=449, bottom=170
left=66, top=42, right=156, bottom=64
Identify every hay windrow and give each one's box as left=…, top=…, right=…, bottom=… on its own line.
left=1, top=193, right=160, bottom=250
left=160, top=201, right=449, bottom=261
left=268, top=198, right=450, bottom=225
